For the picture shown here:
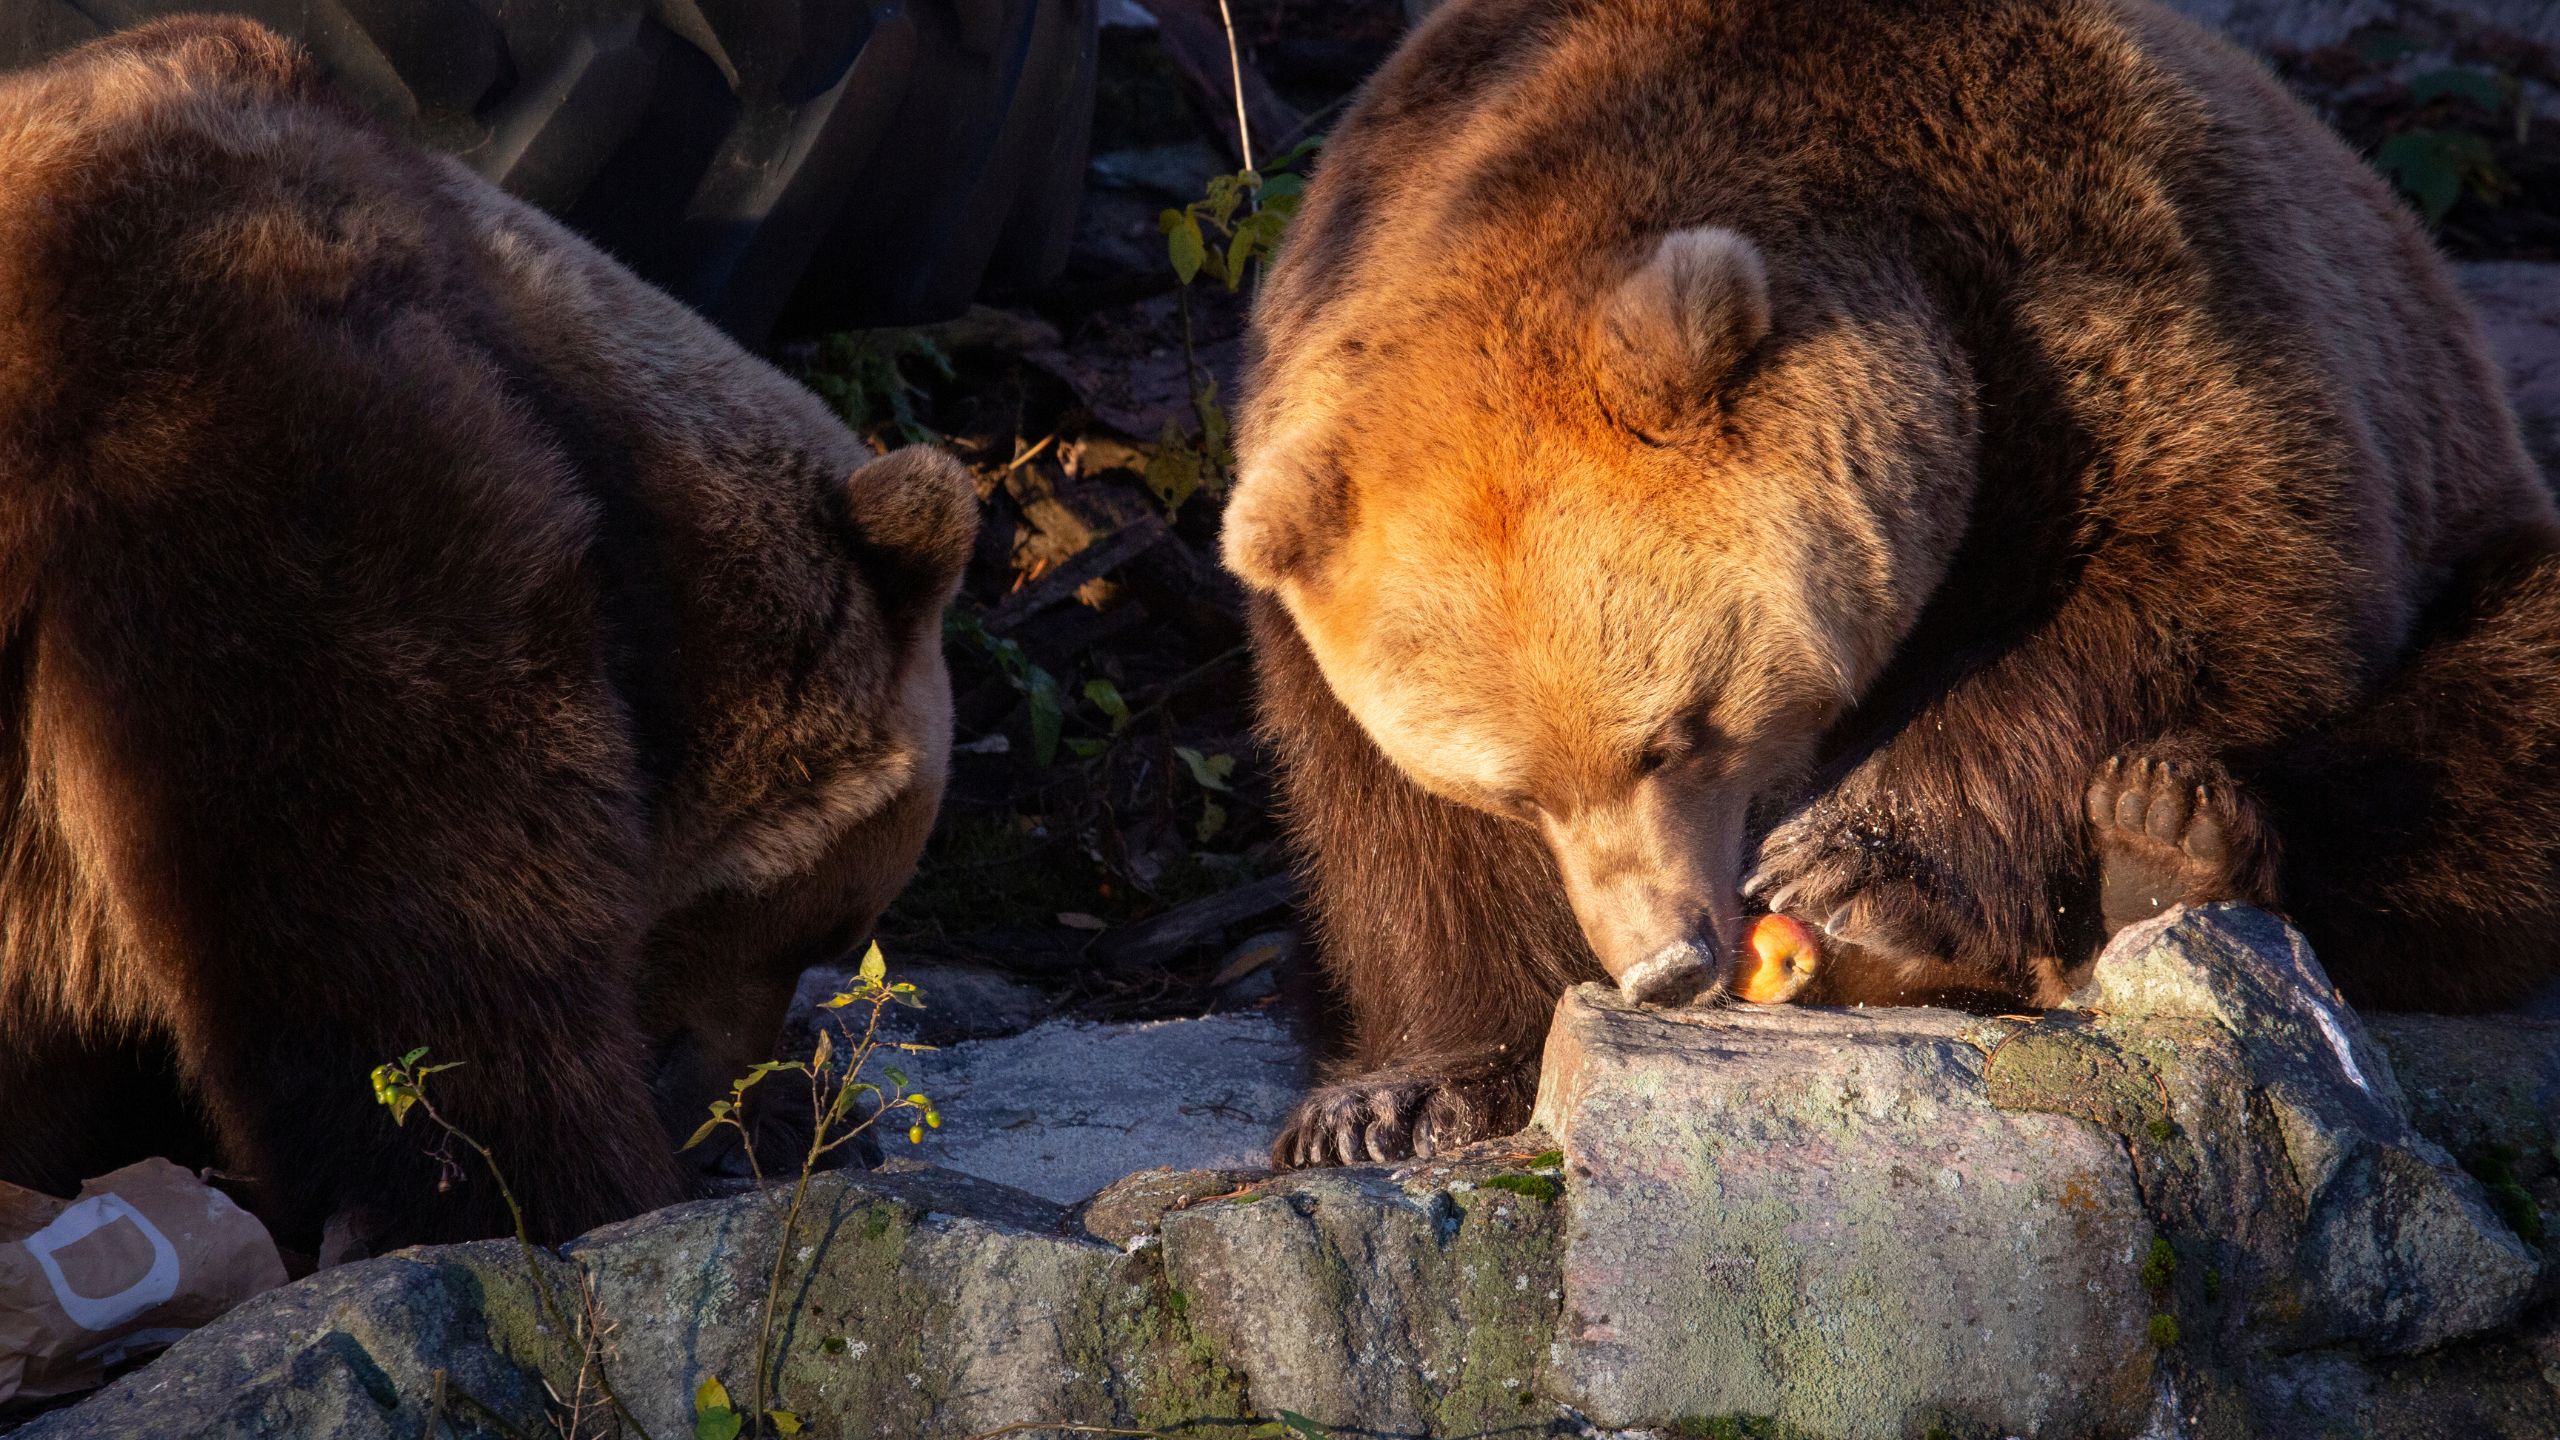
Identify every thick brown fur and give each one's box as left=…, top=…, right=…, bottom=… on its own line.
left=1228, top=0, right=2560, bottom=1166
left=0, top=19, right=974, bottom=1246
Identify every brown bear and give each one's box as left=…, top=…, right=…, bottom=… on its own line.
left=0, top=19, right=973, bottom=1247
left=1223, top=0, right=2560, bottom=1166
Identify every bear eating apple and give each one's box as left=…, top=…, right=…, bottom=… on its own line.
left=1223, top=0, right=2560, bottom=1166
left=0, top=19, right=973, bottom=1247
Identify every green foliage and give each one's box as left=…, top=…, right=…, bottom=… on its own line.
left=1480, top=1172, right=1562, bottom=1203
left=2147, top=1313, right=2181, bottom=1347
left=1084, top=679, right=1135, bottom=734
left=368, top=1048, right=460, bottom=1128
left=2464, top=1145, right=2546, bottom=1245
left=2139, top=1237, right=2176, bottom=1296
left=801, top=331, right=955, bottom=444
left=1148, top=139, right=1320, bottom=516
left=1154, top=140, right=1316, bottom=294
left=373, top=1048, right=655, bottom=1439
left=1173, top=745, right=1237, bottom=840
left=685, top=943, right=941, bottom=1436
left=2344, top=32, right=2522, bottom=225
left=950, top=613, right=1069, bottom=765
left=379, top=952, right=943, bottom=1439
left=2407, top=66, right=2510, bottom=112
left=693, top=1377, right=743, bottom=1440
left=2377, top=127, right=2503, bottom=223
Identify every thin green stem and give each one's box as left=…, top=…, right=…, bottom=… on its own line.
left=413, top=1094, right=656, bottom=1440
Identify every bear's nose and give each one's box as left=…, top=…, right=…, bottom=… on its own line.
left=1616, top=937, right=1721, bottom=1006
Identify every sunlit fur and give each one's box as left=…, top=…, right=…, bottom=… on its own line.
left=0, top=19, right=973, bottom=1246
left=1229, top=0, right=2560, bottom=1167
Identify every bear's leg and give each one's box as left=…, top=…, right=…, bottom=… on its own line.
left=145, top=861, right=686, bottom=1251
left=2083, top=752, right=2280, bottom=935
left=2252, top=534, right=2560, bottom=1012
left=1250, top=599, right=1604, bottom=1166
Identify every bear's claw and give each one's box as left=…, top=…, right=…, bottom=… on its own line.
left=1271, top=1074, right=1507, bottom=1167
left=2085, top=752, right=2272, bottom=934
left=1745, top=797, right=1974, bottom=967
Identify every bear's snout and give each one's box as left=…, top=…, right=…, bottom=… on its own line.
left=1615, top=938, right=1723, bottom=1007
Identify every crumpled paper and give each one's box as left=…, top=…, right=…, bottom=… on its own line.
left=2, top=1158, right=287, bottom=1404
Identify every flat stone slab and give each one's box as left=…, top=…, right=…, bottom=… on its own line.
left=886, top=1010, right=1311, bottom=1203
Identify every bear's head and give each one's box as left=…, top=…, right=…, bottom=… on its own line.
left=1226, top=224, right=1974, bottom=1004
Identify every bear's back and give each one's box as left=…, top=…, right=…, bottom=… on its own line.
left=0, top=17, right=933, bottom=915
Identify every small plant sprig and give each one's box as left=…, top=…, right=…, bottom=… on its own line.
left=1148, top=138, right=1319, bottom=515
left=371, top=1051, right=656, bottom=1440
left=2351, top=29, right=2526, bottom=225
left=685, top=942, right=939, bottom=1439
left=949, top=611, right=1072, bottom=766
left=801, top=330, right=955, bottom=445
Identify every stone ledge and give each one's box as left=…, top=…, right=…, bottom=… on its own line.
left=21, top=907, right=2560, bottom=1440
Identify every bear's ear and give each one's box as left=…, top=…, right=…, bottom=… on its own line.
left=1592, top=226, right=1772, bottom=437
left=1221, top=450, right=1352, bottom=594
left=845, top=446, right=977, bottom=629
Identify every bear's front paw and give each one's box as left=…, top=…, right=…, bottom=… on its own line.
left=1744, top=797, right=1972, bottom=966
left=1271, top=1073, right=1517, bottom=1167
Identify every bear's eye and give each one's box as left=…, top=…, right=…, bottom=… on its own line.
left=1639, top=716, right=1723, bottom=777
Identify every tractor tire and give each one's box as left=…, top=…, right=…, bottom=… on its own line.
left=0, top=0, right=1098, bottom=341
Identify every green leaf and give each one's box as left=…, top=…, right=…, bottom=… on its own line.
left=1026, top=668, right=1065, bottom=766
left=693, top=1376, right=742, bottom=1440
left=1064, top=737, right=1109, bottom=758
left=1267, top=134, right=1323, bottom=172
left=400, top=1047, right=431, bottom=1067
left=1174, top=746, right=1236, bottom=793
left=2355, top=27, right=2416, bottom=65
left=1260, top=171, right=1306, bottom=204
left=1196, top=797, right=1228, bottom=843
left=858, top=941, right=887, bottom=987
left=1225, top=225, right=1258, bottom=292
left=885, top=1068, right=909, bottom=1090
left=1164, top=211, right=1207, bottom=285
left=1277, top=1411, right=1331, bottom=1438
left=681, top=1118, right=726, bottom=1152
left=1206, top=173, right=1244, bottom=228
left=2409, top=66, right=2509, bottom=111
left=819, top=991, right=858, bottom=1009
left=2378, top=129, right=2464, bottom=221
left=1145, top=420, right=1205, bottom=515
left=767, top=1412, right=803, bottom=1435
left=1083, top=678, right=1133, bottom=732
